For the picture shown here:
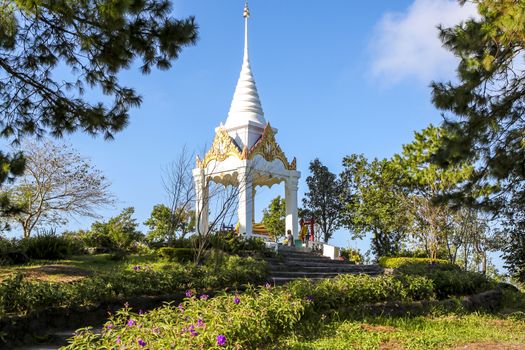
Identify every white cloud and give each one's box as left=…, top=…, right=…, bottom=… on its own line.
left=370, top=0, right=478, bottom=85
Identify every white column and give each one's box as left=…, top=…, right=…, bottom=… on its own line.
left=285, top=175, right=299, bottom=240
left=193, top=170, right=209, bottom=235
left=237, top=168, right=253, bottom=237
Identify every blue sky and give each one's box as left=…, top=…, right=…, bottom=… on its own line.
left=10, top=1, right=490, bottom=261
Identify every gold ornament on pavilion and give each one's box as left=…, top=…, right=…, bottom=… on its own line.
left=197, top=124, right=297, bottom=170
left=249, top=124, right=296, bottom=170
left=199, top=127, right=243, bottom=168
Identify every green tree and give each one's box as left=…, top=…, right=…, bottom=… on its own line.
left=501, top=198, right=525, bottom=282
left=90, top=207, right=143, bottom=253
left=394, top=125, right=475, bottom=260
left=303, top=158, right=343, bottom=243
left=262, top=196, right=286, bottom=242
left=341, top=155, right=411, bottom=258
left=0, top=0, right=197, bottom=221
left=144, top=204, right=194, bottom=245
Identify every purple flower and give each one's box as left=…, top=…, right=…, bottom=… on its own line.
left=178, top=304, right=184, bottom=312
left=190, top=329, right=199, bottom=337
left=216, top=334, right=227, bottom=346
left=116, top=336, right=121, bottom=345
left=139, top=309, right=144, bottom=315
left=133, top=265, right=141, bottom=271
left=137, top=338, right=146, bottom=347
left=197, top=319, right=204, bottom=327
left=234, top=296, right=240, bottom=305
left=185, top=290, right=193, bottom=298
left=106, top=323, right=113, bottom=330
left=265, top=282, right=271, bottom=289
left=200, top=294, right=209, bottom=301
left=127, top=319, right=136, bottom=327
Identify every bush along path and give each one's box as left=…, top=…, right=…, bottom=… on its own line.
left=63, top=273, right=500, bottom=349
left=0, top=255, right=267, bottom=348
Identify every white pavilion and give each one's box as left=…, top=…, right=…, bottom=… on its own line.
left=193, top=2, right=301, bottom=239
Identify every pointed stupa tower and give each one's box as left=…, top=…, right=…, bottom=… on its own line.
left=194, top=1, right=300, bottom=239
left=223, top=1, right=268, bottom=150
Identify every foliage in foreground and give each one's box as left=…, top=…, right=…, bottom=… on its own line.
left=0, top=255, right=267, bottom=316
left=64, top=274, right=445, bottom=349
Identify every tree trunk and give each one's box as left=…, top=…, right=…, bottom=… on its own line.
left=23, top=225, right=30, bottom=239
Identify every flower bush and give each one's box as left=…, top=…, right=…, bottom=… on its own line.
left=63, top=274, right=438, bottom=349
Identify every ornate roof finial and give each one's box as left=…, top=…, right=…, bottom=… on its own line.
left=243, top=0, right=250, bottom=18
left=224, top=0, right=266, bottom=130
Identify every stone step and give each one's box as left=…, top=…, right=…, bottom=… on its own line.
left=268, top=265, right=382, bottom=273
left=278, top=250, right=326, bottom=255
left=264, top=257, right=349, bottom=265
left=278, top=253, right=328, bottom=259
left=270, top=277, right=327, bottom=285
left=269, top=271, right=383, bottom=279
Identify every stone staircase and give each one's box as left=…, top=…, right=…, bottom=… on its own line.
left=265, top=248, right=383, bottom=285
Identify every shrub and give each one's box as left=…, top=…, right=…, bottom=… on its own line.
left=0, top=255, right=268, bottom=316
left=0, top=238, right=28, bottom=265
left=379, top=257, right=494, bottom=299
left=202, top=255, right=268, bottom=287
left=211, top=230, right=268, bottom=256
left=400, top=266, right=493, bottom=299
left=0, top=273, right=66, bottom=315
left=157, top=247, right=195, bottom=262
left=61, top=231, right=87, bottom=255
left=22, top=231, right=71, bottom=260
left=340, top=247, right=363, bottom=264
left=63, top=274, right=437, bottom=349
left=378, top=256, right=454, bottom=269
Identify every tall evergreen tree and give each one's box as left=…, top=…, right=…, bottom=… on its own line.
left=431, top=0, right=523, bottom=210
left=0, top=0, right=198, bottom=219
left=0, top=0, right=197, bottom=143
left=430, top=0, right=525, bottom=280
left=303, top=159, right=343, bottom=243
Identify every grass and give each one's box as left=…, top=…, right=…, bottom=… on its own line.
left=281, top=313, right=525, bottom=350
left=0, top=254, right=181, bottom=283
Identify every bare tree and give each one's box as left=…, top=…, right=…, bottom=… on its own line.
left=165, top=146, right=261, bottom=264
left=7, top=139, right=114, bottom=238
left=161, top=146, right=196, bottom=243
left=193, top=180, right=241, bottom=264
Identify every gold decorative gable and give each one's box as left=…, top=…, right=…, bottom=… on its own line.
left=249, top=123, right=296, bottom=170
left=199, top=127, right=244, bottom=168
left=197, top=124, right=297, bottom=170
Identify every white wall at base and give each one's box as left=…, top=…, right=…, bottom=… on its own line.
left=323, top=244, right=340, bottom=260
left=264, top=241, right=278, bottom=252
